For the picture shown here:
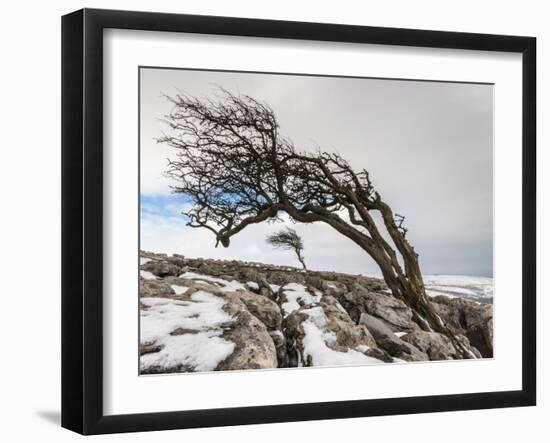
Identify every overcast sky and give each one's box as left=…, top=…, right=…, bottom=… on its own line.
left=140, top=67, right=493, bottom=277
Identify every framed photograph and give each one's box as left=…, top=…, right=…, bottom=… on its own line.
left=62, top=8, right=536, bottom=435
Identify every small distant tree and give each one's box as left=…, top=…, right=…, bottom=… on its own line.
left=267, top=228, right=307, bottom=270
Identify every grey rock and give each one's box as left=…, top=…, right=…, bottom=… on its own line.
left=216, top=298, right=278, bottom=371
left=304, top=275, right=325, bottom=291
left=269, top=330, right=288, bottom=367
left=164, top=278, right=221, bottom=300
left=376, top=337, right=429, bottom=362
left=139, top=279, right=175, bottom=298
left=400, top=330, right=457, bottom=360
left=360, top=313, right=429, bottom=361
left=319, top=296, right=377, bottom=350
left=239, top=269, right=278, bottom=300
left=359, top=312, right=397, bottom=340
left=321, top=281, right=347, bottom=298
left=456, top=333, right=483, bottom=359
left=334, top=284, right=415, bottom=331
left=141, top=260, right=182, bottom=278
left=283, top=312, right=305, bottom=367
left=363, top=347, right=394, bottom=363
left=431, top=295, right=493, bottom=357
left=225, top=291, right=282, bottom=331
left=362, top=290, right=414, bottom=330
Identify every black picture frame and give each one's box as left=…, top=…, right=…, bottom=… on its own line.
left=61, top=8, right=536, bottom=435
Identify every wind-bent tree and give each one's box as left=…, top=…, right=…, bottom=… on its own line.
left=267, top=228, right=307, bottom=270
left=158, top=89, right=474, bottom=358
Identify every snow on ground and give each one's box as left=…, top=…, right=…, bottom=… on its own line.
left=270, top=330, right=284, bottom=339
left=179, top=271, right=247, bottom=292
left=301, top=307, right=385, bottom=366
left=141, top=332, right=235, bottom=373
left=170, top=284, right=189, bottom=295
left=429, top=285, right=477, bottom=297
left=424, top=275, right=493, bottom=302
left=394, top=332, right=407, bottom=338
left=140, top=257, right=152, bottom=265
left=280, top=283, right=322, bottom=317
left=140, top=291, right=235, bottom=372
left=246, top=281, right=260, bottom=291
left=269, top=284, right=281, bottom=294
left=426, top=289, right=459, bottom=299
left=140, top=270, right=157, bottom=280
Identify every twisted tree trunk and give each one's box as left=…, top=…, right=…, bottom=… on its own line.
left=296, top=250, right=307, bottom=271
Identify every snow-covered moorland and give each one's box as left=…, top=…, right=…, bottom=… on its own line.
left=139, top=251, right=494, bottom=374
left=424, top=275, right=493, bottom=304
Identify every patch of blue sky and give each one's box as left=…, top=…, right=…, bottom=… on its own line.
left=140, top=193, right=192, bottom=221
